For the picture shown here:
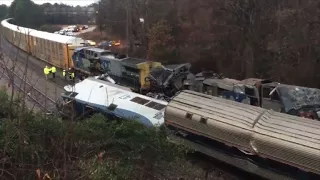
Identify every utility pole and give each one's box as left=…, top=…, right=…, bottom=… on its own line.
left=126, top=3, right=129, bottom=57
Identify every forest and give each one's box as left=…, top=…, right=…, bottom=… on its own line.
left=1, top=0, right=320, bottom=88
left=96, top=0, right=320, bottom=88
left=0, top=0, right=94, bottom=29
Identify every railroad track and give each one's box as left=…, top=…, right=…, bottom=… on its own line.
left=0, top=36, right=65, bottom=113
left=0, top=58, right=56, bottom=113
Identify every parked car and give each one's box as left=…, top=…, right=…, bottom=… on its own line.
left=65, top=32, right=75, bottom=36
left=82, top=25, right=89, bottom=30
left=58, top=30, right=65, bottom=35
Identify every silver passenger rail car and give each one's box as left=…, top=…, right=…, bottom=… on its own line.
left=165, top=90, right=320, bottom=180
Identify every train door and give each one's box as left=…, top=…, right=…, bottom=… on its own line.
left=261, top=85, right=284, bottom=112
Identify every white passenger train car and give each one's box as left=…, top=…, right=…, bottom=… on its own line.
left=62, top=77, right=168, bottom=127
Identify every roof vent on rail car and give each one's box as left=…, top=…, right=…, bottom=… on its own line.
left=200, top=117, right=208, bottom=124
left=185, top=112, right=193, bottom=120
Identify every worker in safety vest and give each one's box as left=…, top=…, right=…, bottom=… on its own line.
left=43, top=66, right=50, bottom=80
left=51, top=66, right=56, bottom=78
left=62, top=70, right=66, bottom=80
left=68, top=68, right=72, bottom=80
left=68, top=68, right=75, bottom=81
left=71, top=72, right=75, bottom=81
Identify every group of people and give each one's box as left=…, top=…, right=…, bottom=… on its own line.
left=43, top=66, right=75, bottom=81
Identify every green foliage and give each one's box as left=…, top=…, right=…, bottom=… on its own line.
left=9, top=0, right=45, bottom=28
left=0, top=5, right=8, bottom=20
left=0, top=89, right=186, bottom=179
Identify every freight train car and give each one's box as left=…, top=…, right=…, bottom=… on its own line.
left=1, top=18, right=85, bottom=70
left=165, top=90, right=320, bottom=180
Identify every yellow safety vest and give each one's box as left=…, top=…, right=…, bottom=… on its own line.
left=51, top=66, right=56, bottom=73
left=62, top=71, right=66, bottom=77
left=44, top=68, right=49, bottom=75
left=71, top=72, right=75, bottom=78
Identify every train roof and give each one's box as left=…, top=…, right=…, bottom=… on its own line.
left=1, top=18, right=85, bottom=46
left=62, top=78, right=168, bottom=127
left=166, top=90, right=320, bottom=174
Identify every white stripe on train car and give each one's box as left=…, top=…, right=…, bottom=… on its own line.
left=63, top=77, right=168, bottom=127
left=1, top=18, right=85, bottom=46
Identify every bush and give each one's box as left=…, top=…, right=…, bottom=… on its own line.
left=0, top=88, right=186, bottom=179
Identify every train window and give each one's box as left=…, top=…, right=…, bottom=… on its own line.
left=145, top=101, right=166, bottom=110
left=186, top=113, right=193, bottom=119
left=130, top=97, right=150, bottom=105
left=200, top=117, right=207, bottom=124
left=107, top=103, right=118, bottom=111
left=145, top=101, right=157, bottom=108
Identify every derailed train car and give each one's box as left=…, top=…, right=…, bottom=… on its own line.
left=165, top=90, right=320, bottom=180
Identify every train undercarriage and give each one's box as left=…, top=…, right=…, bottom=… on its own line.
left=165, top=125, right=319, bottom=180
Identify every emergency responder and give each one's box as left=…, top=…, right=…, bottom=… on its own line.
left=71, top=71, right=75, bottom=81
left=43, top=66, right=50, bottom=80
left=62, top=69, right=66, bottom=80
left=51, top=66, right=56, bottom=78
left=67, top=68, right=75, bottom=81
left=68, top=68, right=72, bottom=80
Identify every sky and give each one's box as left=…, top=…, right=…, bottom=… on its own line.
left=0, top=0, right=98, bottom=6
